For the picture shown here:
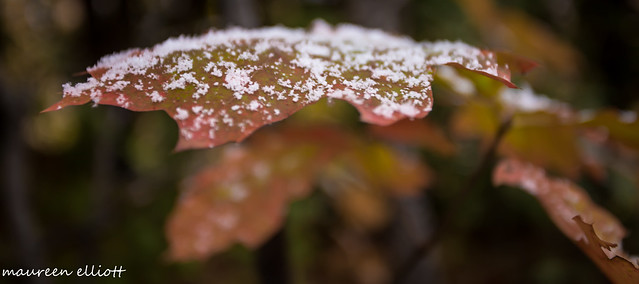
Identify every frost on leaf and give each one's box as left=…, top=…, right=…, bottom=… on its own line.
left=166, top=126, right=431, bottom=260
left=493, top=159, right=639, bottom=283
left=44, top=20, right=528, bottom=151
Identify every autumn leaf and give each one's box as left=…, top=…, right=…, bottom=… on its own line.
left=445, top=75, right=582, bottom=177
left=44, top=20, right=526, bottom=151
left=166, top=127, right=344, bottom=260
left=166, top=125, right=431, bottom=260
left=368, top=118, right=456, bottom=156
left=320, top=143, right=431, bottom=230
left=580, top=109, right=639, bottom=152
left=455, top=0, right=579, bottom=76
left=493, top=158, right=639, bottom=283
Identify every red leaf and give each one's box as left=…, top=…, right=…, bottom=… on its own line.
left=493, top=159, right=639, bottom=283
left=44, top=20, right=526, bottom=151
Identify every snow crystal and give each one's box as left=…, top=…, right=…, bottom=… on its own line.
left=247, top=100, right=260, bottom=111
left=168, top=54, right=193, bottom=73
left=223, top=67, right=257, bottom=96
left=147, top=90, right=165, bottom=102
left=63, top=77, right=101, bottom=97
left=116, top=94, right=128, bottom=106
left=174, top=107, right=189, bottom=120
left=192, top=105, right=203, bottom=113
left=238, top=51, right=258, bottom=61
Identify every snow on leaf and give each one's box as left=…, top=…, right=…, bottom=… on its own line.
left=44, top=20, right=528, bottom=151
left=166, top=125, right=431, bottom=260
left=493, top=159, right=639, bottom=283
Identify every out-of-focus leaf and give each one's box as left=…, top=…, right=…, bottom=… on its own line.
left=44, top=20, right=529, bottom=151
left=455, top=0, right=579, bottom=76
left=167, top=125, right=431, bottom=260
left=166, top=127, right=344, bottom=261
left=493, top=159, right=639, bottom=283
left=368, top=118, right=456, bottom=156
left=449, top=83, right=580, bottom=176
left=327, top=143, right=431, bottom=197
left=321, top=143, right=431, bottom=230
left=580, top=109, right=639, bottom=152
left=450, top=99, right=501, bottom=143
left=501, top=112, right=580, bottom=177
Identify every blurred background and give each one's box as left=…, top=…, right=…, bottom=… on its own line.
left=1, top=0, right=638, bottom=283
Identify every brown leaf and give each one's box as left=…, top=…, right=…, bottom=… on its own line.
left=573, top=216, right=639, bottom=284
left=493, top=159, right=639, bottom=283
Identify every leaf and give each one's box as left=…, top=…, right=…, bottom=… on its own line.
left=320, top=143, right=431, bottom=230
left=166, top=127, right=344, bottom=260
left=166, top=125, right=431, bottom=260
left=580, top=109, right=639, bottom=152
left=493, top=158, right=639, bottom=283
left=449, top=82, right=581, bottom=177
left=44, top=20, right=526, bottom=151
left=501, top=111, right=581, bottom=178
left=368, top=118, right=456, bottom=156
left=455, top=0, right=580, bottom=76
left=573, top=217, right=639, bottom=284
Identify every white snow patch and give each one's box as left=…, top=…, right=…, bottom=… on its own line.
left=174, top=107, right=189, bottom=120
left=192, top=105, right=203, bottom=113
left=247, top=100, right=260, bottom=111
left=499, top=85, right=563, bottom=113
left=147, top=90, right=165, bottom=102
left=619, top=111, right=637, bottom=124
